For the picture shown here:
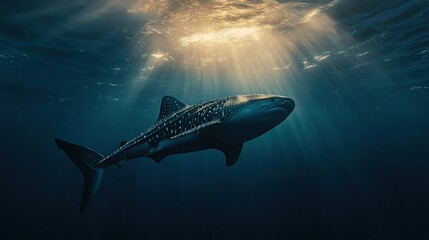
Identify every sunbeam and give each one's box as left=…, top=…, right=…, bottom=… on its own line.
left=124, top=0, right=350, bottom=102
left=3, top=1, right=429, bottom=237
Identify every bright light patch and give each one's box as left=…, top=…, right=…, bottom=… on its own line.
left=151, top=52, right=165, bottom=58
left=314, top=54, right=330, bottom=61
left=300, top=9, right=321, bottom=24
left=124, top=0, right=348, bottom=100
left=180, top=27, right=262, bottom=47
left=236, top=95, right=248, bottom=104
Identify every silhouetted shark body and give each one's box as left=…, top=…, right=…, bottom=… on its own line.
left=55, top=94, right=295, bottom=211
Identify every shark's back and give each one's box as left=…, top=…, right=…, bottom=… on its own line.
left=108, top=96, right=228, bottom=158
left=147, top=97, right=226, bottom=142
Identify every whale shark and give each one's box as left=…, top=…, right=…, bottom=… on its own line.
left=55, top=94, right=295, bottom=211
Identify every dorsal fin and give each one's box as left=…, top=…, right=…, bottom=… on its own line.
left=119, top=141, right=127, bottom=148
left=157, top=96, right=187, bottom=121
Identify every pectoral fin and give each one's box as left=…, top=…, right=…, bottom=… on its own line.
left=218, top=143, right=243, bottom=166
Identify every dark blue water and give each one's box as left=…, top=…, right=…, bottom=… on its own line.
left=1, top=0, right=429, bottom=239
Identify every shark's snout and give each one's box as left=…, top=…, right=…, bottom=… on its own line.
left=267, top=97, right=295, bottom=114
left=281, top=98, right=295, bottom=113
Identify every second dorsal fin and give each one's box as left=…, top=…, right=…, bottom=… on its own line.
left=119, top=141, right=127, bottom=148
left=157, top=96, right=187, bottom=121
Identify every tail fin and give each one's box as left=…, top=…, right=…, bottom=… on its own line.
left=55, top=138, right=104, bottom=211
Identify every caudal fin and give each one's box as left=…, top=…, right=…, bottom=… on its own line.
left=55, top=138, right=104, bottom=211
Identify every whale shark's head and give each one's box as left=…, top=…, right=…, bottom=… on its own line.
left=222, top=94, right=295, bottom=141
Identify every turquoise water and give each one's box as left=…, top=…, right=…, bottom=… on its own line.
left=1, top=0, right=429, bottom=239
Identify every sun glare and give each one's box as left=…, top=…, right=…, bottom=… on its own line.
left=151, top=52, right=165, bottom=58
left=124, top=0, right=347, bottom=101
left=180, top=27, right=262, bottom=46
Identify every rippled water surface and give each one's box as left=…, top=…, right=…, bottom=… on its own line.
left=1, top=0, right=429, bottom=239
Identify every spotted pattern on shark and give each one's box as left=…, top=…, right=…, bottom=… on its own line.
left=106, top=97, right=227, bottom=158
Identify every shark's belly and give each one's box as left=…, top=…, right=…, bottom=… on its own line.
left=122, top=142, right=152, bottom=159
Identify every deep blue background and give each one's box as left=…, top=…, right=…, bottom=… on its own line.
left=1, top=0, right=429, bottom=239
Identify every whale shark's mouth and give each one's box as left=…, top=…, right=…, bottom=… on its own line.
left=267, top=99, right=295, bottom=114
